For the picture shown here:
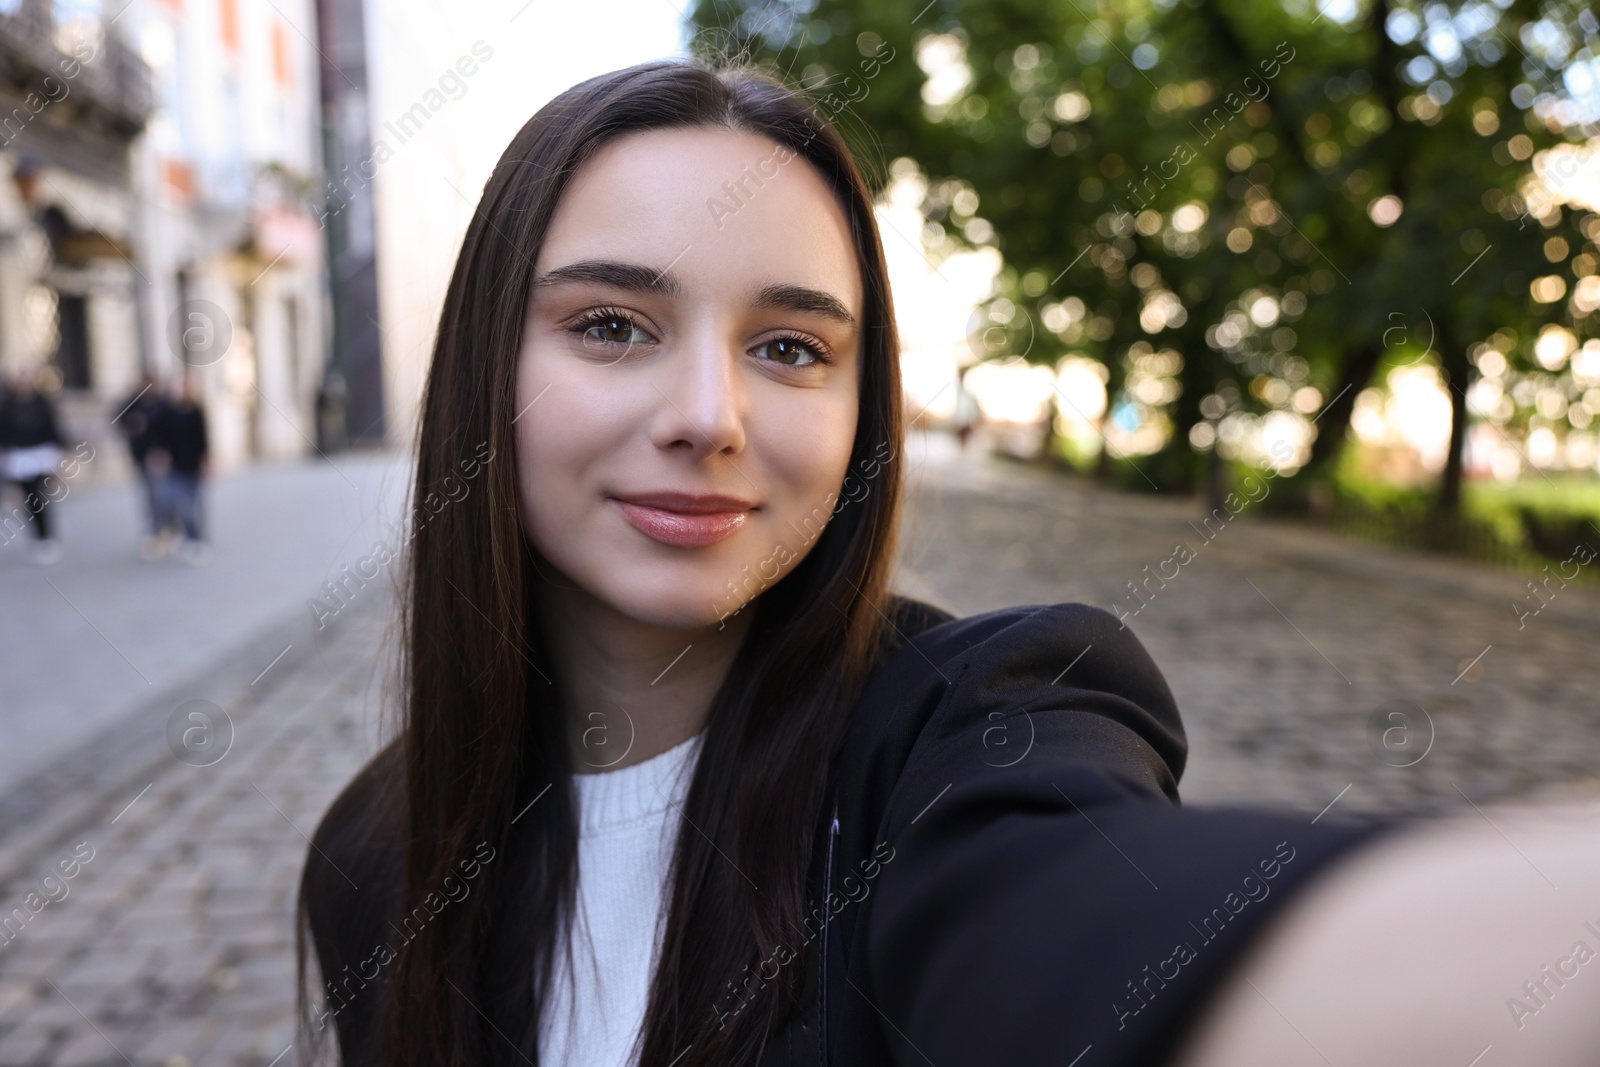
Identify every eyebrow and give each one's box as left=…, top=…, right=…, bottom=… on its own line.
left=530, top=259, right=858, bottom=329
left=751, top=282, right=857, bottom=329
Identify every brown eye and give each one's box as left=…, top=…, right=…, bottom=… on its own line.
left=568, top=309, right=653, bottom=361
left=754, top=336, right=825, bottom=366
left=583, top=317, right=647, bottom=347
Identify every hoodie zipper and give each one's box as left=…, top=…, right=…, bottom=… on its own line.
left=819, top=799, right=838, bottom=1067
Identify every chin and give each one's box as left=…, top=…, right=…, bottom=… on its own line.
left=599, top=569, right=754, bottom=631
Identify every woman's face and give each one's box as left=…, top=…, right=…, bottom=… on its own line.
left=515, top=125, right=864, bottom=630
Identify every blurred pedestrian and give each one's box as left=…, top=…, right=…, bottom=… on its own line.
left=952, top=376, right=979, bottom=450
left=151, top=376, right=209, bottom=564
left=0, top=368, right=66, bottom=564
left=314, top=371, right=348, bottom=453
left=113, top=373, right=172, bottom=559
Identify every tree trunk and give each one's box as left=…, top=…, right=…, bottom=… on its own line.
left=1205, top=442, right=1227, bottom=513
left=1150, top=333, right=1212, bottom=494
left=1436, top=322, right=1470, bottom=515
left=1094, top=351, right=1127, bottom=482
left=1304, top=342, right=1382, bottom=479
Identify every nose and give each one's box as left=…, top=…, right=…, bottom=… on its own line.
left=649, top=324, right=747, bottom=459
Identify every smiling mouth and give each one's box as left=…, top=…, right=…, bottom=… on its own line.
left=609, top=493, right=757, bottom=548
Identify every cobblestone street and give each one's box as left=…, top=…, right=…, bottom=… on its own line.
left=1, top=433, right=1598, bottom=1063
left=0, top=589, right=388, bottom=1067
left=900, top=434, right=1600, bottom=816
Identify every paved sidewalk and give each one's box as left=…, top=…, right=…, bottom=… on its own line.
left=0, top=452, right=410, bottom=796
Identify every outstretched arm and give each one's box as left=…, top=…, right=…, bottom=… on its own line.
left=855, top=603, right=1397, bottom=1066
left=864, top=769, right=1392, bottom=1065
left=1168, top=804, right=1600, bottom=1067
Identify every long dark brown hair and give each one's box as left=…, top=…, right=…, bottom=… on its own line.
left=297, top=56, right=908, bottom=1066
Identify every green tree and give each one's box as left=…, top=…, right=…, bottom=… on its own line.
left=688, top=0, right=1599, bottom=509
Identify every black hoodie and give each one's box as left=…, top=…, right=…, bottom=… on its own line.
left=0, top=391, right=64, bottom=451
left=302, top=596, right=1395, bottom=1065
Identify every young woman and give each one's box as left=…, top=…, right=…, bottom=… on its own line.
left=299, top=58, right=1600, bottom=1067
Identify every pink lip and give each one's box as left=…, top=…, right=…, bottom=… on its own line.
left=610, top=492, right=757, bottom=548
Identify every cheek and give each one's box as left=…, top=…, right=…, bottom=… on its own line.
left=513, top=347, right=622, bottom=557
left=750, top=383, right=858, bottom=542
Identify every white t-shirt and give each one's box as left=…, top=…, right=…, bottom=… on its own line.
left=538, top=728, right=706, bottom=1067
left=1, top=443, right=61, bottom=481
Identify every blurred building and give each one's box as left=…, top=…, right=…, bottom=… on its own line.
left=128, top=0, right=330, bottom=471
left=0, top=0, right=150, bottom=475
left=0, top=0, right=333, bottom=477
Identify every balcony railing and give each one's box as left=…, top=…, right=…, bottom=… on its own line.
left=0, top=0, right=153, bottom=134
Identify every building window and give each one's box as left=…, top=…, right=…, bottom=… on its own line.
left=54, top=293, right=91, bottom=390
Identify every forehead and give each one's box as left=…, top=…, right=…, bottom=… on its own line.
left=535, top=126, right=863, bottom=315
